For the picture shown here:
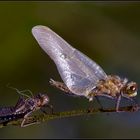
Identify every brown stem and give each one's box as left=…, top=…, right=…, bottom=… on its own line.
left=0, top=104, right=139, bottom=128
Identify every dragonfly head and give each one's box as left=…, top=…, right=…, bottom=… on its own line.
left=122, top=81, right=138, bottom=97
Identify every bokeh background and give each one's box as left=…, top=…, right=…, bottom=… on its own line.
left=0, top=1, right=140, bottom=139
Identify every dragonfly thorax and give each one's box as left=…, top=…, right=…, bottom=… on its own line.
left=87, top=75, right=138, bottom=101
left=87, top=75, right=135, bottom=100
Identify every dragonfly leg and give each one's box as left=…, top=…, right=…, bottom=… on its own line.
left=96, top=93, right=123, bottom=112
left=21, top=119, right=40, bottom=127
left=122, top=95, right=138, bottom=105
left=49, top=78, right=71, bottom=93
left=121, top=95, right=139, bottom=111
left=87, top=96, right=95, bottom=113
left=87, top=93, right=114, bottom=112
left=20, top=112, right=39, bottom=127
left=91, top=93, right=122, bottom=111
left=95, top=96, right=104, bottom=110
left=96, top=93, right=114, bottom=100
left=115, top=95, right=122, bottom=112
left=86, top=97, right=102, bottom=113
left=6, top=84, right=33, bottom=99
left=20, top=112, right=31, bottom=127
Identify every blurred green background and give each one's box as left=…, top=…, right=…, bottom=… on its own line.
left=0, top=1, right=140, bottom=139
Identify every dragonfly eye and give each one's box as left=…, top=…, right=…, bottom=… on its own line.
left=125, top=82, right=138, bottom=97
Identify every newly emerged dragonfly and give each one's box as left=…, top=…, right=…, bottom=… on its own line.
left=32, top=25, right=138, bottom=111
left=0, top=87, right=52, bottom=127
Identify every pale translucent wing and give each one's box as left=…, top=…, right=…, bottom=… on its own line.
left=32, top=25, right=107, bottom=96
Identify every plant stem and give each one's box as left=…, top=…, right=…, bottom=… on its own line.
left=0, top=104, right=139, bottom=128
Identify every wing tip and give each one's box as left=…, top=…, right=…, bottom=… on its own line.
left=31, top=25, right=51, bottom=36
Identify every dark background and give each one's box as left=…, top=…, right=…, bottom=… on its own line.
left=0, top=1, right=140, bottom=139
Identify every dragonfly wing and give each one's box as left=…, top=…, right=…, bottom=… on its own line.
left=32, top=25, right=107, bottom=96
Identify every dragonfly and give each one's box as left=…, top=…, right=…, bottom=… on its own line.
left=0, top=87, right=52, bottom=127
left=32, top=25, right=138, bottom=111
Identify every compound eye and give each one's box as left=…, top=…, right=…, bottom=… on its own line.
left=126, top=82, right=138, bottom=97
left=129, top=85, right=136, bottom=91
